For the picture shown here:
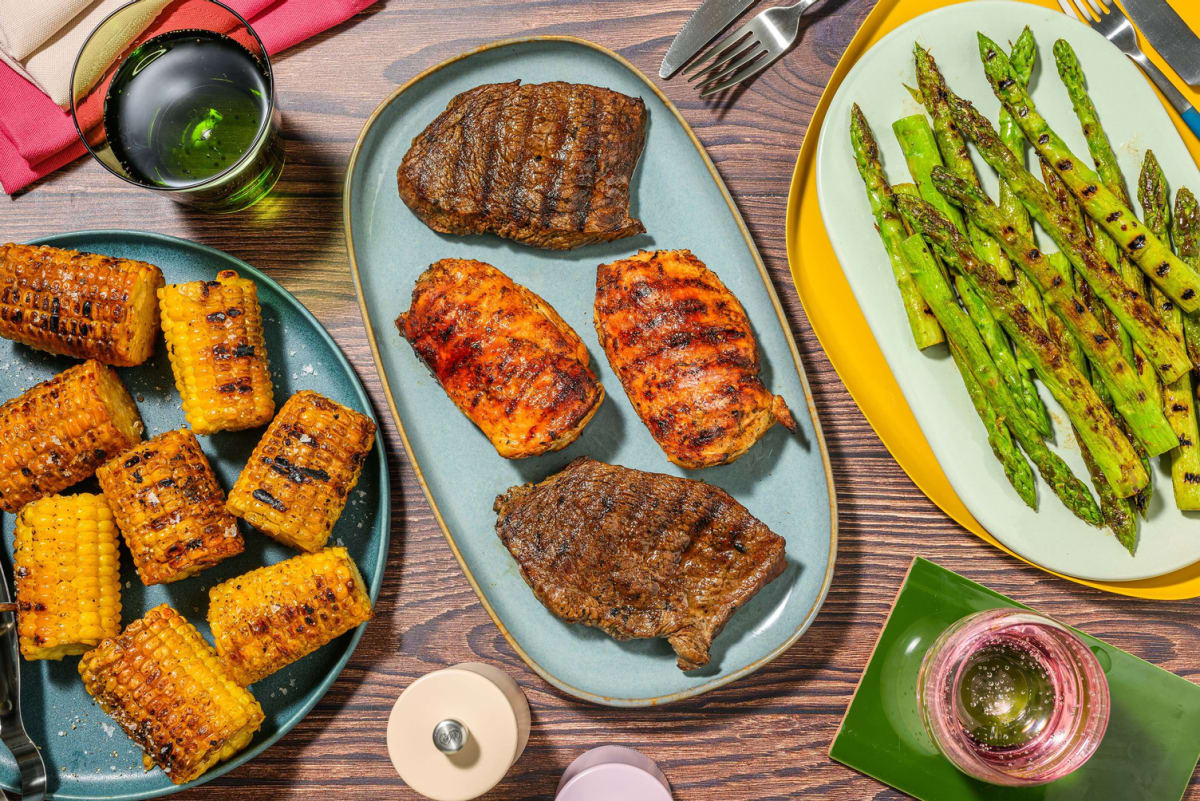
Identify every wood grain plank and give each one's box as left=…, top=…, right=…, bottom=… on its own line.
left=3, top=1, right=1199, bottom=798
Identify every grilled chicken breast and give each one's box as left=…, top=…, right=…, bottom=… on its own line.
left=494, top=457, right=788, bottom=671
left=594, top=249, right=795, bottom=469
left=397, top=259, right=604, bottom=458
left=397, top=81, right=647, bottom=250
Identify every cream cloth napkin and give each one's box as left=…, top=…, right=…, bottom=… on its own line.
left=1, top=0, right=166, bottom=108
left=0, top=0, right=92, bottom=60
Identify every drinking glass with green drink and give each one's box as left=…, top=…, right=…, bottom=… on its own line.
left=70, top=0, right=284, bottom=212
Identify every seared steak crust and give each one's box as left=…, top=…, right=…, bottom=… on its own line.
left=397, top=81, right=647, bottom=250
left=396, top=259, right=604, bottom=458
left=594, top=249, right=796, bottom=469
left=494, top=457, right=787, bottom=671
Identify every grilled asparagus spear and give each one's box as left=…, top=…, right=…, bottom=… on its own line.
left=929, top=168, right=1177, bottom=458
left=943, top=90, right=1191, bottom=383
left=897, top=195, right=1147, bottom=500
left=998, top=28, right=1035, bottom=240
left=996, top=28, right=1049, bottom=329
left=1046, top=312, right=1139, bottom=552
left=900, top=231, right=1102, bottom=523
left=978, top=33, right=1200, bottom=312
left=892, top=113, right=1051, bottom=436
left=1140, top=152, right=1200, bottom=510
left=1173, top=187, right=1200, bottom=365
left=1053, top=38, right=1159, bottom=400
left=913, top=44, right=1015, bottom=282
left=1040, top=160, right=1157, bottom=515
left=850, top=105, right=944, bottom=349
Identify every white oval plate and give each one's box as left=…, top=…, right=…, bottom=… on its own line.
left=816, top=0, right=1200, bottom=582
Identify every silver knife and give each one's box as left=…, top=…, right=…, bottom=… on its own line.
left=1122, top=0, right=1200, bottom=87
left=660, top=0, right=760, bottom=79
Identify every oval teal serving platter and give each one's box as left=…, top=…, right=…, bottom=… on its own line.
left=345, top=36, right=836, bottom=706
left=0, top=231, right=389, bottom=800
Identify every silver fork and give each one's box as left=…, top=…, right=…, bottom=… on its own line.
left=1058, top=0, right=1200, bottom=141
left=0, top=563, right=44, bottom=801
left=684, top=0, right=826, bottom=98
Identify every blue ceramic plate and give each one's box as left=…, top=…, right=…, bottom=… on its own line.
left=0, top=231, right=389, bottom=800
left=344, top=36, right=836, bottom=706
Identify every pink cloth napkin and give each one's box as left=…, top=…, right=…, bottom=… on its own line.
left=0, top=0, right=376, bottom=195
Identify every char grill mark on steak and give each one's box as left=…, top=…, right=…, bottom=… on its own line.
left=569, top=91, right=602, bottom=232
left=493, top=457, right=788, bottom=671
left=398, top=81, right=646, bottom=250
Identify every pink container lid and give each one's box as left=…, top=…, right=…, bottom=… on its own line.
left=555, top=746, right=672, bottom=801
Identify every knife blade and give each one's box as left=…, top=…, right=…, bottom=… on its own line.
left=1122, top=0, right=1200, bottom=86
left=660, top=0, right=759, bottom=79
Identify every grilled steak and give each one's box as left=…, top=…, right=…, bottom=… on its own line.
left=397, top=81, right=647, bottom=250
left=594, top=249, right=796, bottom=469
left=494, top=457, right=787, bottom=671
left=397, top=259, right=604, bottom=458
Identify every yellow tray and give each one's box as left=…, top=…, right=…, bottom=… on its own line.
left=786, top=0, right=1200, bottom=599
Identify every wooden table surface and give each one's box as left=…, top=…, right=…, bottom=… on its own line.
left=3, top=1, right=1200, bottom=798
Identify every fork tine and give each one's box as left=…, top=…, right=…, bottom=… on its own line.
left=687, top=38, right=758, bottom=83
left=699, top=50, right=773, bottom=98
left=683, top=29, right=753, bottom=78
left=1057, top=0, right=1079, bottom=19
left=1085, top=0, right=1107, bottom=17
left=691, top=42, right=763, bottom=86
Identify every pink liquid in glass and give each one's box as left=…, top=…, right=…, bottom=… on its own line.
left=917, top=609, right=1110, bottom=786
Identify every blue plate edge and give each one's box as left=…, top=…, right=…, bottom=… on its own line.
left=341, top=35, right=838, bottom=707
left=20, top=229, right=393, bottom=801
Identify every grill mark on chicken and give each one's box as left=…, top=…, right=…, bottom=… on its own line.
left=595, top=249, right=796, bottom=468
left=397, top=259, right=604, bottom=458
left=494, top=457, right=787, bottom=671
left=398, top=81, right=646, bottom=250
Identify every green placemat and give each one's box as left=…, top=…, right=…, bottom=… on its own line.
left=831, top=558, right=1200, bottom=800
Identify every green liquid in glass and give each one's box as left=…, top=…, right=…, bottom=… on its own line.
left=955, top=640, right=1057, bottom=750
left=104, top=29, right=270, bottom=189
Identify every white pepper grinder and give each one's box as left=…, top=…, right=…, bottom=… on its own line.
left=387, top=662, right=531, bottom=801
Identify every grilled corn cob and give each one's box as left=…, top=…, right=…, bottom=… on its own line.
left=226, top=391, right=375, bottom=552
left=208, top=547, right=373, bottom=685
left=78, top=604, right=264, bottom=785
left=0, top=243, right=164, bottom=366
left=13, top=493, right=121, bottom=660
left=159, top=270, right=274, bottom=435
left=97, top=429, right=243, bottom=585
left=0, top=360, right=143, bottom=512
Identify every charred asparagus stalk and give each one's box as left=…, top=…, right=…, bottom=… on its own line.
left=1140, top=153, right=1200, bottom=510
left=1173, top=188, right=1200, bottom=365
left=929, top=168, right=1178, bottom=457
left=997, top=28, right=1048, bottom=327
left=1046, top=312, right=1140, bottom=551
left=943, top=90, right=1191, bottom=383
left=850, top=105, right=944, bottom=349
left=897, top=195, right=1147, bottom=499
left=892, top=114, right=1051, bottom=435
left=914, top=44, right=1015, bottom=282
left=1040, top=161, right=1157, bottom=515
left=1053, top=38, right=1158, bottom=400
left=978, top=33, right=1200, bottom=312
left=998, top=28, right=1035, bottom=238
left=900, top=231, right=1102, bottom=523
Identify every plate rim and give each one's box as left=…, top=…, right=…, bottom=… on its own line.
left=20, top=229, right=391, bottom=801
left=342, top=34, right=839, bottom=707
left=811, top=0, right=1200, bottom=581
